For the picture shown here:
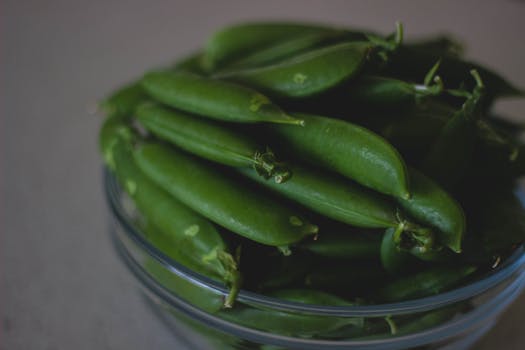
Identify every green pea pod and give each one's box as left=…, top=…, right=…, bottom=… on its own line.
left=397, top=168, right=466, bottom=253
left=377, top=266, right=477, bottom=302
left=299, top=227, right=381, bottom=260
left=214, top=42, right=372, bottom=98
left=239, top=163, right=401, bottom=228
left=380, top=227, right=451, bottom=275
left=172, top=51, right=207, bottom=75
left=226, top=30, right=363, bottom=70
left=422, top=71, right=486, bottom=188
left=203, top=22, right=347, bottom=70
left=345, top=61, right=443, bottom=111
left=99, top=81, right=147, bottom=117
left=380, top=104, right=450, bottom=163
left=386, top=46, right=523, bottom=100
left=380, top=228, right=413, bottom=275
left=134, top=142, right=318, bottom=247
left=100, top=119, right=241, bottom=308
left=144, top=258, right=226, bottom=314
left=220, top=289, right=362, bottom=337
left=406, top=35, right=464, bottom=58
left=270, top=113, right=411, bottom=199
left=136, top=103, right=291, bottom=183
left=304, top=262, right=387, bottom=298
left=141, top=70, right=303, bottom=125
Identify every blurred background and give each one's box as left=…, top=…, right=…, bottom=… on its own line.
left=2, top=0, right=525, bottom=349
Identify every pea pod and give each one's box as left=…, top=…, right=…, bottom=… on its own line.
left=380, top=227, right=451, bottom=275
left=136, top=103, right=291, bottom=182
left=226, top=31, right=360, bottom=70
left=100, top=81, right=147, bottom=117
left=299, top=227, right=381, bottom=259
left=240, top=163, right=401, bottom=228
left=203, top=22, right=346, bottom=70
left=141, top=70, right=303, bottom=125
left=406, top=35, right=464, bottom=58
left=220, top=289, right=363, bottom=337
left=377, top=266, right=476, bottom=302
left=215, top=41, right=373, bottom=98
left=345, top=61, right=443, bottom=111
left=143, top=258, right=226, bottom=314
left=100, top=119, right=241, bottom=307
left=172, top=51, right=207, bottom=75
left=397, top=168, right=466, bottom=253
left=422, top=70, right=486, bottom=188
left=134, top=142, right=318, bottom=247
left=269, top=113, right=411, bottom=199
left=386, top=46, right=523, bottom=101
left=304, top=262, right=387, bottom=298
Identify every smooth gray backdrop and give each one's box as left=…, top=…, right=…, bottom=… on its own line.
left=2, top=1, right=525, bottom=349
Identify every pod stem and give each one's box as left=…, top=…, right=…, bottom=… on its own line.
left=253, top=148, right=292, bottom=183
left=393, top=218, right=436, bottom=254
left=218, top=251, right=242, bottom=309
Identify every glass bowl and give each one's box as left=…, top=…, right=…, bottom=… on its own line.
left=104, top=169, right=525, bottom=350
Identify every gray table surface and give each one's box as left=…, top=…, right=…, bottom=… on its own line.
left=2, top=0, right=525, bottom=349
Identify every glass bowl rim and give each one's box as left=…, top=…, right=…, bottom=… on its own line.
left=104, top=168, right=525, bottom=317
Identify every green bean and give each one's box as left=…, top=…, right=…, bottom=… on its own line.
left=136, top=102, right=291, bottom=182
left=141, top=70, right=303, bottom=125
left=397, top=168, right=466, bottom=253
left=214, top=42, right=372, bottom=98
left=377, top=266, right=476, bottom=302
left=134, top=142, right=318, bottom=247
left=270, top=113, right=411, bottom=199
left=100, top=119, right=241, bottom=307
left=203, top=22, right=344, bottom=70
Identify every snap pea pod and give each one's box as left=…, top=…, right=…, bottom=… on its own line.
left=141, top=70, right=303, bottom=125
left=100, top=81, right=147, bottom=117
left=172, top=51, right=207, bottom=75
left=422, top=71, right=486, bottom=188
left=406, top=35, right=464, bottom=58
left=136, top=103, right=291, bottom=182
left=380, top=227, right=451, bottom=276
left=377, top=266, right=476, bottom=302
left=386, top=46, right=523, bottom=101
left=100, top=120, right=241, bottom=308
left=345, top=61, right=443, bottom=111
left=379, top=103, right=450, bottom=163
left=299, top=227, right=381, bottom=260
left=304, top=262, right=387, bottom=298
left=239, top=163, right=400, bottom=228
left=269, top=113, right=411, bottom=199
left=397, top=168, right=466, bottom=253
left=219, top=289, right=363, bottom=337
left=225, top=30, right=362, bottom=70
left=203, top=22, right=346, bottom=70
left=134, top=142, right=318, bottom=247
left=214, top=41, right=373, bottom=98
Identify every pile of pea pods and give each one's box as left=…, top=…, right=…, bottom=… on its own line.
left=100, top=21, right=525, bottom=318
